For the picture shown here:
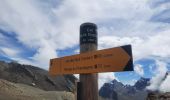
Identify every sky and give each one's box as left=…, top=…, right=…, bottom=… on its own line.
left=0, top=0, right=170, bottom=91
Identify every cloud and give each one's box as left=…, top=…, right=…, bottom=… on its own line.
left=98, top=73, right=116, bottom=89
left=1, top=47, right=19, bottom=57
left=0, top=0, right=78, bottom=69
left=160, top=73, right=170, bottom=92
left=146, top=60, right=168, bottom=91
left=74, top=74, right=79, bottom=79
left=30, top=40, right=57, bottom=69
left=0, top=0, right=57, bottom=67
left=134, top=64, right=144, bottom=76
left=149, top=0, right=170, bottom=8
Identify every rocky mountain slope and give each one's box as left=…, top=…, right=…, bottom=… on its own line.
left=99, top=78, right=150, bottom=100
left=0, top=79, right=75, bottom=100
left=0, top=61, right=76, bottom=92
left=147, top=92, right=170, bottom=100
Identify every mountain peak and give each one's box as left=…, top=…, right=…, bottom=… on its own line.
left=99, top=77, right=150, bottom=100
left=134, top=77, right=150, bottom=91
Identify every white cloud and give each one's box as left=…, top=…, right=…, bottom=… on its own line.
left=30, top=40, right=57, bottom=69
left=74, top=74, right=79, bottom=79
left=134, top=64, right=144, bottom=76
left=1, top=47, right=19, bottom=57
left=160, top=74, right=170, bottom=92
left=147, top=60, right=168, bottom=91
left=0, top=0, right=64, bottom=67
left=98, top=72, right=116, bottom=89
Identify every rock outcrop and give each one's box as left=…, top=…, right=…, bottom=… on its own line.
left=147, top=92, right=170, bottom=100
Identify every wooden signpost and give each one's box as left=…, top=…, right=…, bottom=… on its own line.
left=49, top=23, right=133, bottom=100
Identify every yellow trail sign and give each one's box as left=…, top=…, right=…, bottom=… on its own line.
left=49, top=45, right=133, bottom=75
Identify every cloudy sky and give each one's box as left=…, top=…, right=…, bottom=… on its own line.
left=0, top=0, right=170, bottom=90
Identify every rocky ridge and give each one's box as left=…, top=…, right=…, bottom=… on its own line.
left=0, top=61, right=76, bottom=92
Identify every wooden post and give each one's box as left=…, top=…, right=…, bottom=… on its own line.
left=79, top=23, right=98, bottom=100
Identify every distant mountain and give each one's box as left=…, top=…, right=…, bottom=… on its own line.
left=99, top=82, right=118, bottom=100
left=99, top=78, right=150, bottom=100
left=134, top=77, right=150, bottom=91
left=0, top=60, right=76, bottom=92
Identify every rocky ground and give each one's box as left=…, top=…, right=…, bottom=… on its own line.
left=0, top=79, right=75, bottom=100
left=147, top=92, right=170, bottom=100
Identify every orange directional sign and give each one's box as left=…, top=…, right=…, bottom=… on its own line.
left=49, top=45, right=133, bottom=75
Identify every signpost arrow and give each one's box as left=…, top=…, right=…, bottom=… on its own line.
left=49, top=45, right=133, bottom=75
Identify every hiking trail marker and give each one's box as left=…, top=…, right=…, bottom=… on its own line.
left=49, top=45, right=133, bottom=75
left=49, top=23, right=133, bottom=100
